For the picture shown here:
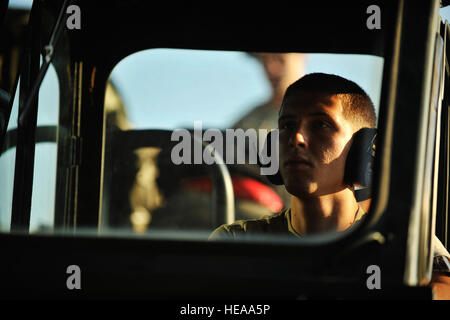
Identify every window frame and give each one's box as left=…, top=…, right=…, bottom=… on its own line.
left=0, top=0, right=444, bottom=299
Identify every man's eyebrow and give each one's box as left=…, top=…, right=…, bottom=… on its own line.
left=309, top=111, right=339, bottom=124
left=308, top=111, right=334, bottom=118
left=279, top=112, right=334, bottom=120
left=278, top=111, right=340, bottom=129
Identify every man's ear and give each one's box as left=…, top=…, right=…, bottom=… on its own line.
left=344, top=128, right=377, bottom=188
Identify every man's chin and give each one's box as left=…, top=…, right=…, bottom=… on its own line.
left=286, top=181, right=351, bottom=199
left=284, top=181, right=318, bottom=199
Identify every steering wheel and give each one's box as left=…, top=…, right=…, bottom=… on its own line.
left=2, top=126, right=236, bottom=229
left=106, top=129, right=235, bottom=228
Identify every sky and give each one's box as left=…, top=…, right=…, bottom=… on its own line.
left=109, top=50, right=383, bottom=130
left=2, top=0, right=450, bottom=232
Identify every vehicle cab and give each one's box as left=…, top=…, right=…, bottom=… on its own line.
left=0, top=0, right=449, bottom=300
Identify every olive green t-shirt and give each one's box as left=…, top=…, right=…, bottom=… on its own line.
left=208, top=209, right=296, bottom=241
left=209, top=206, right=368, bottom=241
left=209, top=207, right=368, bottom=241
left=209, top=208, right=450, bottom=274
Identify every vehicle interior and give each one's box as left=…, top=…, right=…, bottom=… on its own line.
left=0, top=0, right=449, bottom=299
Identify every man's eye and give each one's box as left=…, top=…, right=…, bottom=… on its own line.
left=313, top=121, right=331, bottom=130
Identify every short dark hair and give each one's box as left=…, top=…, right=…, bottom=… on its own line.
left=280, top=73, right=377, bottom=129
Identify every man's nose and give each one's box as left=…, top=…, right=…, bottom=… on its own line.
left=296, top=132, right=306, bottom=144
left=289, top=131, right=307, bottom=148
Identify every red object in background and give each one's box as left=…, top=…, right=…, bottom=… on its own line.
left=182, top=176, right=284, bottom=213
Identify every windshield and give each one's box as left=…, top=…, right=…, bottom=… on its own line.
left=99, top=48, right=383, bottom=241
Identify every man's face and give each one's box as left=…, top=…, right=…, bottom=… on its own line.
left=278, top=91, right=355, bottom=198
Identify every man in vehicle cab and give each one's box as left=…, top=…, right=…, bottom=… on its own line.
left=230, top=53, right=306, bottom=212
left=209, top=72, right=450, bottom=299
left=211, top=72, right=374, bottom=238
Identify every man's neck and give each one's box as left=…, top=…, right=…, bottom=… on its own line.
left=289, top=188, right=360, bottom=235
